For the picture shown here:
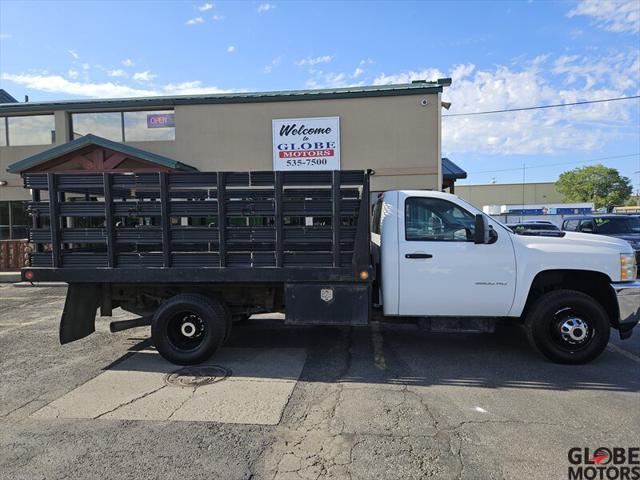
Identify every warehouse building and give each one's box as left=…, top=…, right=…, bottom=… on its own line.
left=456, top=182, right=563, bottom=207
left=0, top=80, right=456, bottom=241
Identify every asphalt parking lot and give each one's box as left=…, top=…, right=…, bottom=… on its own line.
left=1, top=284, right=639, bottom=480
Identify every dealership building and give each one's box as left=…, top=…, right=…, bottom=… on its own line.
left=0, top=79, right=460, bottom=242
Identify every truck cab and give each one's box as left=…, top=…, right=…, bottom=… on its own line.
left=372, top=190, right=640, bottom=364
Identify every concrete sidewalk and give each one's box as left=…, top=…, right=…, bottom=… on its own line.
left=0, top=271, right=20, bottom=283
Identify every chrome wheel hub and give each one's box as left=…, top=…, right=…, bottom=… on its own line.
left=559, top=317, right=589, bottom=344
left=181, top=321, right=197, bottom=338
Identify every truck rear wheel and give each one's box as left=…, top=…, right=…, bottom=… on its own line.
left=524, top=289, right=610, bottom=364
left=151, top=294, right=227, bottom=365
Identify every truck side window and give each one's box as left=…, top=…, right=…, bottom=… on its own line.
left=372, top=197, right=383, bottom=234
left=405, top=197, right=475, bottom=242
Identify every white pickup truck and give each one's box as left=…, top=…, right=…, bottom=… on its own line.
left=371, top=190, right=640, bottom=364
left=22, top=170, right=640, bottom=366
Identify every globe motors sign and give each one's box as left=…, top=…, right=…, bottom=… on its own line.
left=272, top=117, right=340, bottom=171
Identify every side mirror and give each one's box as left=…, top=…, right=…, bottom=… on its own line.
left=474, top=214, right=490, bottom=244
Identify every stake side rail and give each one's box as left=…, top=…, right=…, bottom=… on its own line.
left=21, top=170, right=373, bottom=284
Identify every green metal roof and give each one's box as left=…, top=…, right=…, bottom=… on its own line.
left=0, top=81, right=447, bottom=114
left=6, top=134, right=197, bottom=174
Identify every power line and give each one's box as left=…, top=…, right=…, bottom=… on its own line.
left=467, top=153, right=640, bottom=174
left=443, top=95, right=640, bottom=117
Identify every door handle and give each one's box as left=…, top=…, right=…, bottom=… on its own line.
left=405, top=253, right=433, bottom=259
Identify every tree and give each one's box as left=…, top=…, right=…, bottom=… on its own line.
left=556, top=164, right=632, bottom=209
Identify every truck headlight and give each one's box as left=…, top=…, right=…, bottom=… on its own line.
left=620, top=253, right=637, bottom=281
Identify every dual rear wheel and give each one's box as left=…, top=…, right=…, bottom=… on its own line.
left=151, top=294, right=231, bottom=365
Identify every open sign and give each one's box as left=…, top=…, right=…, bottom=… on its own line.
left=147, top=113, right=175, bottom=128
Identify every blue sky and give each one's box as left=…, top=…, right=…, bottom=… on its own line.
left=1, top=0, right=638, bottom=188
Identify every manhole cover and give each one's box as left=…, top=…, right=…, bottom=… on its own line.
left=164, top=365, right=230, bottom=388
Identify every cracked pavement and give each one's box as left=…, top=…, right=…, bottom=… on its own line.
left=1, top=284, right=639, bottom=480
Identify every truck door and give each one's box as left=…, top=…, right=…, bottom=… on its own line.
left=397, top=194, right=516, bottom=317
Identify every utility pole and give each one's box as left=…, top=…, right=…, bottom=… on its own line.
left=521, top=162, right=526, bottom=222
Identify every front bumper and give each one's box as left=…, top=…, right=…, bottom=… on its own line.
left=611, top=281, right=640, bottom=339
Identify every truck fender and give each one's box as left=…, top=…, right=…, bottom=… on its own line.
left=60, top=283, right=101, bottom=344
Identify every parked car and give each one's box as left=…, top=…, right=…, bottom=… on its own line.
left=507, top=222, right=560, bottom=235
left=562, top=215, right=640, bottom=264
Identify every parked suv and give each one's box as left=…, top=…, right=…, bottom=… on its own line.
left=562, top=215, right=640, bottom=264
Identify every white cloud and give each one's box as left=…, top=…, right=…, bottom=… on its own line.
left=296, top=55, right=333, bottom=67
left=162, top=81, right=234, bottom=95
left=0, top=33, right=11, bottom=39
left=212, top=14, right=224, bottom=21
left=186, top=16, right=204, bottom=25
left=373, top=52, right=639, bottom=155
left=263, top=56, right=282, bottom=74
left=0, top=73, right=158, bottom=98
left=568, top=0, right=640, bottom=34
left=68, top=49, right=79, bottom=59
left=257, top=3, right=275, bottom=13
left=132, top=70, right=157, bottom=82
left=107, top=69, right=128, bottom=78
left=304, top=71, right=364, bottom=89
left=373, top=67, right=444, bottom=85
left=197, top=2, right=214, bottom=11
left=122, top=58, right=134, bottom=67
left=352, top=67, right=364, bottom=78
left=226, top=45, right=235, bottom=53
left=67, top=69, right=78, bottom=79
left=1, top=73, right=236, bottom=98
left=81, top=63, right=90, bottom=70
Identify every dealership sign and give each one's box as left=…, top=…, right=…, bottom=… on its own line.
left=147, top=113, right=175, bottom=128
left=272, top=117, right=340, bottom=171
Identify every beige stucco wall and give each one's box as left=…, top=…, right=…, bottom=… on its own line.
left=456, top=182, right=563, bottom=209
left=0, top=92, right=442, bottom=201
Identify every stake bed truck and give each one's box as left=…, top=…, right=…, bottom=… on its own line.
left=20, top=170, right=640, bottom=365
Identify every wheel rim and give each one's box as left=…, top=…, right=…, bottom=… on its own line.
left=167, top=311, right=206, bottom=352
left=550, top=307, right=594, bottom=352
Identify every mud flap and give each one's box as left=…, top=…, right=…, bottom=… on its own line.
left=60, top=283, right=101, bottom=344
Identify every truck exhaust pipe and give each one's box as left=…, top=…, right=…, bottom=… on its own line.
left=109, top=316, right=152, bottom=333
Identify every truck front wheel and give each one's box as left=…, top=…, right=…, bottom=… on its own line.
left=525, top=290, right=610, bottom=364
left=151, top=294, right=227, bottom=365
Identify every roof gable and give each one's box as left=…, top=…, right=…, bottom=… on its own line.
left=6, top=134, right=196, bottom=174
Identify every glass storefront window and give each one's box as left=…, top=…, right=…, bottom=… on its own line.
left=70, top=110, right=175, bottom=143
left=5, top=115, right=55, bottom=146
left=124, top=111, right=175, bottom=142
left=0, top=201, right=29, bottom=240
left=0, top=118, right=7, bottom=146
left=72, top=112, right=123, bottom=141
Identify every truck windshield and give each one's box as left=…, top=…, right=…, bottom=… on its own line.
left=595, top=217, right=640, bottom=234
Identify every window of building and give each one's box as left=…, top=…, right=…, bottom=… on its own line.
left=124, top=110, right=175, bottom=141
left=0, top=201, right=29, bottom=240
left=72, top=112, right=123, bottom=141
left=405, top=197, right=475, bottom=242
left=0, top=117, right=6, bottom=147
left=1, top=115, right=55, bottom=146
left=71, top=110, right=175, bottom=142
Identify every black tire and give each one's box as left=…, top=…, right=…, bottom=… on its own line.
left=524, top=289, right=610, bottom=364
left=151, top=293, right=227, bottom=365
